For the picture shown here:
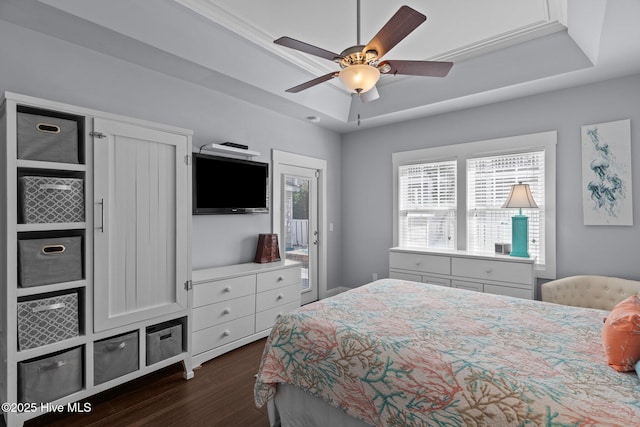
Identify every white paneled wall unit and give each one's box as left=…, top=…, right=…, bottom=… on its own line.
left=0, top=92, right=193, bottom=427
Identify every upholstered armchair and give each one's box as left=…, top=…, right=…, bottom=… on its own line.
left=541, top=275, right=640, bottom=310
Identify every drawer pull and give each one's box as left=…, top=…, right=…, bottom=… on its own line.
left=159, top=333, right=173, bottom=340
left=223, top=286, right=232, bottom=293
left=415, top=262, right=422, bottom=266
left=276, top=312, right=283, bottom=319
left=39, top=183, right=71, bottom=191
left=39, top=359, right=68, bottom=373
left=42, top=244, right=66, bottom=255
left=36, top=122, right=61, bottom=134
left=32, top=302, right=65, bottom=313
left=104, top=341, right=127, bottom=352
left=223, top=308, right=231, bottom=315
left=277, top=294, right=284, bottom=300
left=277, top=276, right=284, bottom=282
left=222, top=330, right=230, bottom=337
left=485, top=268, right=493, bottom=274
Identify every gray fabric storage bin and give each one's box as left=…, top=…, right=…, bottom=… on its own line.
left=19, top=176, right=84, bottom=224
left=94, top=331, right=139, bottom=385
left=19, top=346, right=83, bottom=403
left=18, top=236, right=83, bottom=287
left=146, top=322, right=182, bottom=365
left=17, top=292, right=79, bottom=350
left=17, top=112, right=79, bottom=164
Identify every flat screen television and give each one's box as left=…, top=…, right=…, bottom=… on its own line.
left=192, top=153, right=269, bottom=214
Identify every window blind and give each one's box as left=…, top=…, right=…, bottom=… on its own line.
left=466, top=150, right=545, bottom=264
left=398, top=160, right=456, bottom=249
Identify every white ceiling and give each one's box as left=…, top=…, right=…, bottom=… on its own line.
left=2, top=0, right=640, bottom=133
left=180, top=0, right=567, bottom=79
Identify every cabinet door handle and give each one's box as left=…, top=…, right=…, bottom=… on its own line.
left=97, top=198, right=104, bottom=233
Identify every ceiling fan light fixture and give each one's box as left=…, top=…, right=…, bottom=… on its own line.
left=338, top=64, right=380, bottom=94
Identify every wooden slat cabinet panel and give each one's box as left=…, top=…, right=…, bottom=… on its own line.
left=93, top=117, right=190, bottom=332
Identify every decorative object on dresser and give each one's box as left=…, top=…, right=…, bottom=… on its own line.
left=191, top=260, right=301, bottom=367
left=1, top=92, right=194, bottom=427
left=389, top=247, right=535, bottom=299
left=501, top=182, right=538, bottom=257
left=254, top=233, right=281, bottom=263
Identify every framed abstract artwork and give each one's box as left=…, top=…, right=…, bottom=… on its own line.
left=581, top=119, right=633, bottom=225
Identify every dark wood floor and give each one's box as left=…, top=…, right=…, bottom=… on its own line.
left=24, top=339, right=270, bottom=427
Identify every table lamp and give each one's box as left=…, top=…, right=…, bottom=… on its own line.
left=502, top=182, right=537, bottom=257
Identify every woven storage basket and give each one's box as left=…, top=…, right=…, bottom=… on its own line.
left=17, top=292, right=79, bottom=350
left=18, top=176, right=84, bottom=223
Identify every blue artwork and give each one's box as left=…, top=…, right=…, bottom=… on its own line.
left=581, top=119, right=633, bottom=225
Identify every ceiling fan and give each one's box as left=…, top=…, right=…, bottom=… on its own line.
left=274, top=1, right=453, bottom=102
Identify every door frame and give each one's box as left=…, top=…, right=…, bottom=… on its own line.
left=272, top=150, right=327, bottom=301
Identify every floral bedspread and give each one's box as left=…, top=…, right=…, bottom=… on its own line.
left=254, top=279, right=640, bottom=426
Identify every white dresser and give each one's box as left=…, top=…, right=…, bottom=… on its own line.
left=389, top=247, right=536, bottom=299
left=191, top=260, right=301, bottom=366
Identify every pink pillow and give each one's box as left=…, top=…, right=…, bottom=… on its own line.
left=602, top=295, right=640, bottom=372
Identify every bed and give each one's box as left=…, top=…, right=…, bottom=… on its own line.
left=254, top=279, right=640, bottom=426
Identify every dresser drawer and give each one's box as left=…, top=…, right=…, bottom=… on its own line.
left=192, top=315, right=255, bottom=355
left=257, top=267, right=300, bottom=292
left=192, top=294, right=255, bottom=331
left=422, top=275, right=451, bottom=287
left=484, top=284, right=533, bottom=299
left=389, top=271, right=422, bottom=282
left=255, top=301, right=300, bottom=332
left=452, top=280, right=484, bottom=292
left=256, top=284, right=300, bottom=312
left=389, top=252, right=450, bottom=275
left=193, top=275, right=256, bottom=307
left=451, top=258, right=532, bottom=285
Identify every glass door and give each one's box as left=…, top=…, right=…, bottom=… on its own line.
left=281, top=165, right=318, bottom=304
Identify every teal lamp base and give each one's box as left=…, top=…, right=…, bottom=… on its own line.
left=510, top=214, right=529, bottom=257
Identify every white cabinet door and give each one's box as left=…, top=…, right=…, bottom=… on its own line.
left=93, top=117, right=190, bottom=332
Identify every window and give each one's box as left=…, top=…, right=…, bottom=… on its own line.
left=398, top=160, right=456, bottom=249
left=467, top=150, right=545, bottom=264
left=392, top=131, right=556, bottom=279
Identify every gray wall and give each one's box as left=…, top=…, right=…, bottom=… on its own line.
left=0, top=20, right=343, bottom=287
left=341, top=73, right=640, bottom=288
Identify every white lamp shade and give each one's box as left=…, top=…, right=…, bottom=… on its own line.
left=338, top=64, right=380, bottom=93
left=502, top=183, right=538, bottom=208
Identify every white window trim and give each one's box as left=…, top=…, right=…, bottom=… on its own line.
left=392, top=131, right=557, bottom=279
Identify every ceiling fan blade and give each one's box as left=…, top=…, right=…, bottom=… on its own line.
left=380, top=60, right=453, bottom=77
left=274, top=37, right=342, bottom=61
left=363, top=6, right=426, bottom=59
left=285, top=72, right=339, bottom=93
left=359, top=86, right=379, bottom=103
